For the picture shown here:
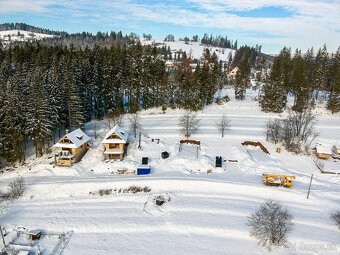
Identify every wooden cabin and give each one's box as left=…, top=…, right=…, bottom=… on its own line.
left=315, top=144, right=332, bottom=160
left=102, top=126, right=128, bottom=160
left=53, top=129, right=91, bottom=166
left=28, top=230, right=42, bottom=240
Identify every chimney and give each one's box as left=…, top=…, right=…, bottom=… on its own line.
left=66, top=129, right=69, bottom=134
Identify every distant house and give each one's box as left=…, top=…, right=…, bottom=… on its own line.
left=54, top=129, right=91, bottom=166
left=228, top=67, right=239, bottom=77
left=315, top=144, right=332, bottom=160
left=165, top=61, right=175, bottom=71
left=102, top=126, right=128, bottom=160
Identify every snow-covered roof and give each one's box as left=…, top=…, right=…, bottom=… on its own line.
left=28, top=230, right=41, bottom=235
left=315, top=144, right=332, bottom=154
left=230, top=67, right=239, bottom=73
left=54, top=128, right=91, bottom=149
left=102, top=125, right=128, bottom=144
left=17, top=251, right=29, bottom=255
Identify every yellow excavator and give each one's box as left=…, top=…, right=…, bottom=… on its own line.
left=262, top=174, right=296, bottom=188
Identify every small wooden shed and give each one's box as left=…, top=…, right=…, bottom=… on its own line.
left=54, top=129, right=91, bottom=166
left=315, top=145, right=332, bottom=160
left=332, top=145, right=340, bottom=155
left=102, top=125, right=128, bottom=160
left=28, top=230, right=42, bottom=240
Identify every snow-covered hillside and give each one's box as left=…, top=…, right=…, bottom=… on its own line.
left=143, top=39, right=235, bottom=60
left=0, top=30, right=55, bottom=46
left=0, top=89, right=339, bottom=255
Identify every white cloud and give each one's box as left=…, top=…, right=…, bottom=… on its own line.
left=0, top=0, right=51, bottom=13
left=0, top=0, right=339, bottom=53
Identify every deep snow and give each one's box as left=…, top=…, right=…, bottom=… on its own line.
left=0, top=88, right=339, bottom=255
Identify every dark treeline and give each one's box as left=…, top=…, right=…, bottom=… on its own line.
left=177, top=34, right=239, bottom=50
left=0, top=22, right=67, bottom=36
left=260, top=45, right=340, bottom=113
left=15, top=31, right=135, bottom=49
left=201, top=34, right=238, bottom=50
left=0, top=41, right=223, bottom=164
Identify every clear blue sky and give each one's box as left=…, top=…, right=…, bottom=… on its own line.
left=0, top=0, right=339, bottom=54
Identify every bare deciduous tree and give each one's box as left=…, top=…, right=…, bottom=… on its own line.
left=331, top=211, right=340, bottom=229
left=266, top=108, right=318, bottom=153
left=107, top=109, right=124, bottom=129
left=248, top=200, right=294, bottom=250
left=216, top=114, right=230, bottom=137
left=178, top=112, right=200, bottom=138
left=128, top=113, right=142, bottom=138
left=266, top=119, right=282, bottom=144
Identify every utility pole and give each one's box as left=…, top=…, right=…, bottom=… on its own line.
left=94, top=119, right=97, bottom=139
left=138, top=131, right=142, bottom=150
left=307, top=174, right=313, bottom=199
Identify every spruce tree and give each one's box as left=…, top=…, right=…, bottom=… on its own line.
left=327, top=47, right=340, bottom=113
left=1, top=77, right=25, bottom=162
left=235, top=54, right=250, bottom=100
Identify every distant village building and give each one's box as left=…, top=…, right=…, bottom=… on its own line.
left=54, top=129, right=91, bottom=166
left=165, top=60, right=175, bottom=72
left=315, top=144, right=332, bottom=160
left=102, top=125, right=128, bottom=160
left=228, top=67, right=239, bottom=77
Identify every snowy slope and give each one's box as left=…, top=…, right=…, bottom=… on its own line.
left=0, top=88, right=339, bottom=255
left=0, top=30, right=55, bottom=46
left=143, top=39, right=235, bottom=60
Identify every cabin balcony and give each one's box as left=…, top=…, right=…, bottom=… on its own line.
left=55, top=150, right=75, bottom=166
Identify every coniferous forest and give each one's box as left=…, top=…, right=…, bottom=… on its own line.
left=260, top=46, right=340, bottom=113
left=0, top=32, right=225, bottom=163
left=0, top=25, right=339, bottom=165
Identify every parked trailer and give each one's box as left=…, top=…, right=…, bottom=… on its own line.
left=262, top=174, right=295, bottom=188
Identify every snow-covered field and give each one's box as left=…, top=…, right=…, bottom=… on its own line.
left=0, top=89, right=339, bottom=254
left=142, top=39, right=235, bottom=61
left=0, top=30, right=55, bottom=46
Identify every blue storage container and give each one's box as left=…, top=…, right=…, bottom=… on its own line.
left=137, top=165, right=151, bottom=175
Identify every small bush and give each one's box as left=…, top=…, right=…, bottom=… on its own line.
left=99, top=189, right=112, bottom=196
left=331, top=211, right=340, bottom=229
left=124, top=185, right=151, bottom=194
left=92, top=186, right=151, bottom=196
left=143, top=186, right=151, bottom=193
left=8, top=177, right=25, bottom=199
left=248, top=200, right=294, bottom=250
left=215, top=95, right=230, bottom=105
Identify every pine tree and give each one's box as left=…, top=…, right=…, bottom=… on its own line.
left=327, top=47, right=340, bottom=113
left=235, top=54, right=250, bottom=100
left=63, top=57, right=86, bottom=129
left=314, top=45, right=329, bottom=92
left=0, top=77, right=25, bottom=162
left=259, top=48, right=290, bottom=112
left=291, top=49, right=309, bottom=112
left=26, top=68, right=56, bottom=156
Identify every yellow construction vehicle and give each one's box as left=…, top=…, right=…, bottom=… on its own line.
left=262, top=173, right=296, bottom=188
